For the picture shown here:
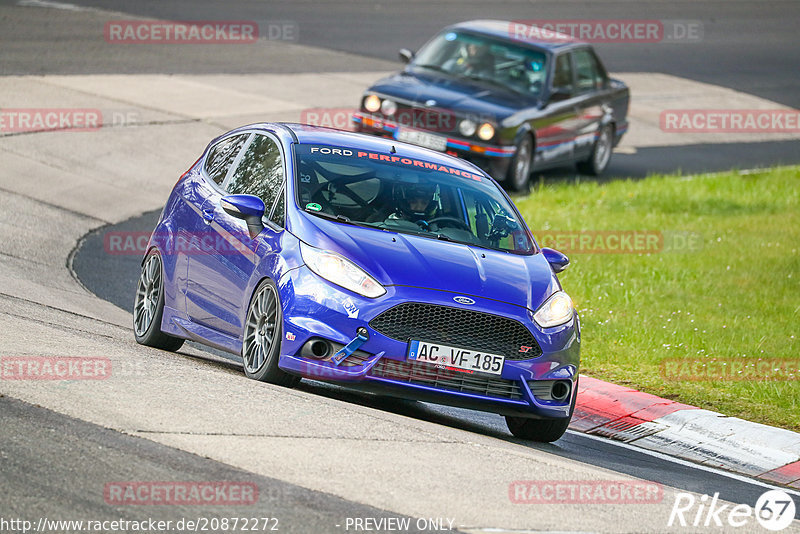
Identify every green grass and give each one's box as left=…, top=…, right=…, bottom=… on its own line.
left=513, top=166, right=800, bottom=431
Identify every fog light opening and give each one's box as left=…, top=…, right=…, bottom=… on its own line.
left=551, top=381, right=571, bottom=402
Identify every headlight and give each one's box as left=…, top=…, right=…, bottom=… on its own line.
left=364, top=95, right=381, bottom=113
left=533, top=291, right=574, bottom=328
left=380, top=99, right=397, bottom=116
left=300, top=242, right=386, bottom=298
left=477, top=123, right=495, bottom=141
left=458, top=119, right=477, bottom=137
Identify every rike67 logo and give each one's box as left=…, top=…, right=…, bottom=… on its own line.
left=669, top=489, right=796, bottom=531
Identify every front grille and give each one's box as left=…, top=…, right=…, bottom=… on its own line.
left=369, top=358, right=523, bottom=400
left=369, top=303, right=542, bottom=360
left=392, top=104, right=457, bottom=134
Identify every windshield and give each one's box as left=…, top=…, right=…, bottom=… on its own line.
left=412, top=30, right=548, bottom=98
left=294, top=144, right=533, bottom=254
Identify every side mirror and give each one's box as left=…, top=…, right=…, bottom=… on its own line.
left=220, top=194, right=265, bottom=239
left=398, top=48, right=415, bottom=64
left=541, top=247, right=570, bottom=273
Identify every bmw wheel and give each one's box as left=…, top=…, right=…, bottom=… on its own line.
left=506, top=134, right=533, bottom=193
left=133, top=250, right=184, bottom=351
left=577, top=124, right=613, bottom=175
left=242, top=279, right=300, bottom=387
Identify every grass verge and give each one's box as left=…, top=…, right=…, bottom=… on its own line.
left=514, top=165, right=799, bottom=431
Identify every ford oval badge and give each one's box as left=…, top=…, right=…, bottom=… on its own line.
left=453, top=296, right=475, bottom=305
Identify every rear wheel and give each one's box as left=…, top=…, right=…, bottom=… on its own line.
left=506, top=134, right=533, bottom=193
left=242, top=279, right=300, bottom=387
left=577, top=124, right=613, bottom=175
left=133, top=250, right=184, bottom=351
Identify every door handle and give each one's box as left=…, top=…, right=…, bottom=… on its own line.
left=202, top=209, right=214, bottom=224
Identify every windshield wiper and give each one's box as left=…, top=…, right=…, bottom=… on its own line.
left=307, top=210, right=352, bottom=224
left=465, top=74, right=511, bottom=90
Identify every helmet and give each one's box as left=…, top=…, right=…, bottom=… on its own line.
left=394, top=182, right=437, bottom=221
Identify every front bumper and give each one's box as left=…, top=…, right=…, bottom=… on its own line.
left=352, top=112, right=515, bottom=179
left=276, top=265, right=580, bottom=420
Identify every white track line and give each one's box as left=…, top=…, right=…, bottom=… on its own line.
left=567, top=430, right=800, bottom=497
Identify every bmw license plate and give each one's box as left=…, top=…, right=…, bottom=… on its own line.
left=396, top=129, right=447, bottom=152
left=407, top=340, right=505, bottom=375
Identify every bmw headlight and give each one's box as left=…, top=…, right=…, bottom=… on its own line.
left=364, top=94, right=381, bottom=113
left=533, top=291, right=574, bottom=328
left=477, top=123, right=495, bottom=141
left=458, top=119, right=477, bottom=137
left=380, top=99, right=397, bottom=116
left=300, top=242, right=386, bottom=298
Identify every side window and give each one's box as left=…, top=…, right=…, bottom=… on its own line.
left=573, top=49, right=607, bottom=93
left=204, top=134, right=248, bottom=185
left=269, top=186, right=285, bottom=227
left=225, top=134, right=285, bottom=216
left=551, top=53, right=574, bottom=97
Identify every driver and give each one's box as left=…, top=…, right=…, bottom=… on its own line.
left=389, top=182, right=438, bottom=225
left=453, top=42, right=494, bottom=77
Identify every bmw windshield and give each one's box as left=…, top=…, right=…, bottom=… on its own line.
left=294, top=144, right=533, bottom=254
left=411, top=30, right=548, bottom=98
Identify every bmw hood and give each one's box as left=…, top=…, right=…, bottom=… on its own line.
left=294, top=213, right=559, bottom=312
left=367, top=70, right=537, bottom=122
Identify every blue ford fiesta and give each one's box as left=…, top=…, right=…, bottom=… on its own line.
left=134, top=123, right=580, bottom=442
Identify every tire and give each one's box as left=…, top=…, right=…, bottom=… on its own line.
left=577, top=124, right=613, bottom=175
left=133, top=250, right=185, bottom=351
left=506, top=134, right=534, bottom=192
left=505, top=378, right=578, bottom=442
left=242, top=279, right=300, bottom=387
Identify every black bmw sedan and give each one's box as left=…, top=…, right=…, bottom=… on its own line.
left=353, top=20, right=630, bottom=191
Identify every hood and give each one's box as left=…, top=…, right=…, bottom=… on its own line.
left=293, top=212, right=558, bottom=311
left=368, top=70, right=538, bottom=122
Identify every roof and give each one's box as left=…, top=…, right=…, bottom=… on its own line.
left=448, top=19, right=584, bottom=51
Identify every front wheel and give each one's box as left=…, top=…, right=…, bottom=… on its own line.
left=133, top=250, right=184, bottom=351
left=505, top=414, right=571, bottom=442
left=506, top=134, right=533, bottom=193
left=505, top=378, right=577, bottom=442
left=242, top=279, right=299, bottom=387
left=577, top=124, right=613, bottom=175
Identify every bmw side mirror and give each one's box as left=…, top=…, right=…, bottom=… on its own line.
left=399, top=48, right=415, bottom=64
left=220, top=194, right=265, bottom=239
left=541, top=247, right=570, bottom=273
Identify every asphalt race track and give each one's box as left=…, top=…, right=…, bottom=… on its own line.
left=2, top=0, right=800, bottom=532
left=71, top=209, right=800, bottom=519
